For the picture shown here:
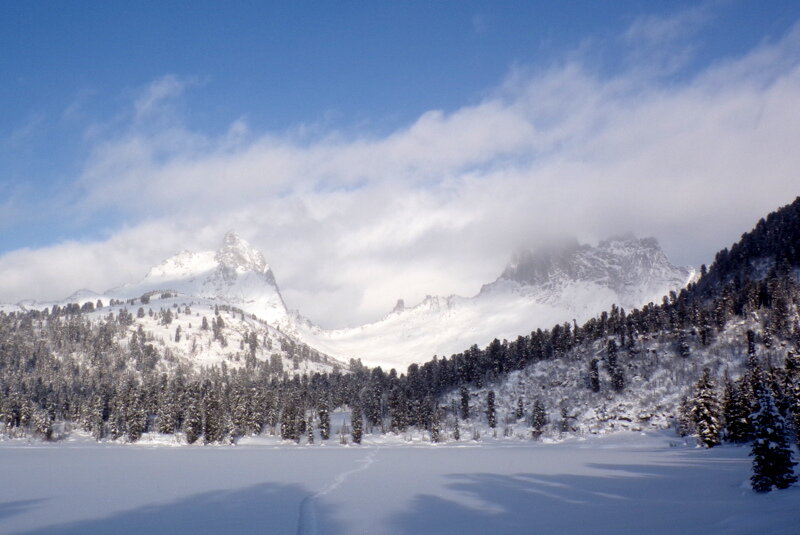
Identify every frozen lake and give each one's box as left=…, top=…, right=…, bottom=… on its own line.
left=0, top=432, right=797, bottom=534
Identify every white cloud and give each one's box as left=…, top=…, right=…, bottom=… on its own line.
left=133, top=74, right=198, bottom=118
left=2, top=17, right=800, bottom=328
left=622, top=3, right=713, bottom=74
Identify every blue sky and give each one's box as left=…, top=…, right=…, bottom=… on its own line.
left=2, top=1, right=800, bottom=326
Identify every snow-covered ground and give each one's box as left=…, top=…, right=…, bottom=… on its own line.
left=0, top=431, right=796, bottom=535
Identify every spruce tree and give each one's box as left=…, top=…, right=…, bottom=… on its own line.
left=203, top=385, right=224, bottom=444
left=430, top=407, right=442, bottom=443
left=559, top=406, right=572, bottom=434
left=351, top=405, right=363, bottom=444
left=750, top=383, right=798, bottom=492
left=126, top=399, right=147, bottom=443
left=33, top=410, right=53, bottom=441
left=280, top=398, right=298, bottom=441
left=307, top=416, right=314, bottom=444
left=531, top=399, right=547, bottom=440
left=606, top=340, right=625, bottom=392
left=486, top=390, right=496, bottom=429
left=785, top=349, right=800, bottom=444
left=589, top=358, right=600, bottom=392
left=690, top=368, right=721, bottom=448
left=183, top=385, right=202, bottom=445
left=389, top=387, right=409, bottom=432
left=722, top=378, right=752, bottom=443
left=460, top=386, right=470, bottom=420
left=318, top=400, right=330, bottom=440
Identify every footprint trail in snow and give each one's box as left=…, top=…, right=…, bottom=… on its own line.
left=296, top=448, right=378, bottom=535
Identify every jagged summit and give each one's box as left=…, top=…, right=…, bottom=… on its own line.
left=112, top=232, right=289, bottom=326
left=144, top=232, right=269, bottom=282
left=216, top=231, right=269, bottom=274
left=297, top=235, right=695, bottom=369
left=486, top=236, right=693, bottom=309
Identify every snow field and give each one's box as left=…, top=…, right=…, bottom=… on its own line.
left=0, top=431, right=797, bottom=535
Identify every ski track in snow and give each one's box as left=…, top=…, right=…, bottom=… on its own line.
left=296, top=448, right=378, bottom=535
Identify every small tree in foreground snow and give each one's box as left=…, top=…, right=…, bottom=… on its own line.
left=750, top=384, right=797, bottom=492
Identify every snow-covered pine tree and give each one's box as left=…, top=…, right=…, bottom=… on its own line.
left=690, top=368, right=721, bottom=448
left=351, top=405, right=363, bottom=444
left=460, top=386, right=470, bottom=420
left=531, top=399, right=547, bottom=440
left=183, top=384, right=203, bottom=444
left=721, top=377, right=751, bottom=443
left=486, top=390, right=496, bottom=429
left=784, top=349, right=800, bottom=444
left=230, top=387, right=249, bottom=438
left=297, top=413, right=307, bottom=441
left=162, top=308, right=173, bottom=326
left=559, top=406, right=572, bottom=434
left=318, top=399, right=330, bottom=440
left=430, top=406, right=442, bottom=443
left=157, top=384, right=181, bottom=435
left=202, top=383, right=224, bottom=444
left=589, top=358, right=600, bottom=392
left=280, top=397, right=298, bottom=441
left=606, top=339, right=625, bottom=391
left=89, top=394, right=105, bottom=441
left=389, top=387, right=409, bottom=432
left=750, top=382, right=798, bottom=492
left=126, top=393, right=147, bottom=443
left=32, top=409, right=53, bottom=441
left=246, top=387, right=266, bottom=435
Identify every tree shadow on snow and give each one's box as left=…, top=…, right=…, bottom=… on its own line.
left=11, top=482, right=345, bottom=535
left=0, top=500, right=47, bottom=522
left=389, top=449, right=756, bottom=535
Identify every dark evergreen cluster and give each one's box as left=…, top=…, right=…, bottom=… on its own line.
left=694, top=196, right=800, bottom=297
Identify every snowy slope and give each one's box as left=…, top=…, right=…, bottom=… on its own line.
left=297, top=236, right=695, bottom=370
left=12, top=233, right=343, bottom=374
left=86, top=295, right=343, bottom=374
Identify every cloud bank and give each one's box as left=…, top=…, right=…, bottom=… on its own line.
left=2, top=14, right=800, bottom=328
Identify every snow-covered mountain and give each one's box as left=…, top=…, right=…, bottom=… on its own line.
left=295, top=236, right=695, bottom=370
left=490, top=236, right=692, bottom=307
left=109, top=231, right=290, bottom=327
left=15, top=232, right=693, bottom=373
left=13, top=233, right=341, bottom=374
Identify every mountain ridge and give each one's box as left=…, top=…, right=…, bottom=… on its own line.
left=295, top=235, right=694, bottom=369
left=8, top=232, right=694, bottom=371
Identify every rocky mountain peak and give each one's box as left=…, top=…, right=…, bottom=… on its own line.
left=215, top=232, right=268, bottom=274
left=482, top=236, right=693, bottom=311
